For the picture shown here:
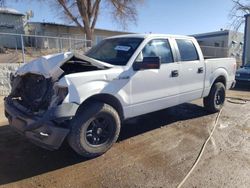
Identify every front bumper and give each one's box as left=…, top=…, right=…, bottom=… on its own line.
left=4, top=97, right=79, bottom=150
left=236, top=77, right=250, bottom=82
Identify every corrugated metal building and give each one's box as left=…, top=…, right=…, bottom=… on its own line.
left=192, top=30, right=244, bottom=63
left=0, top=7, right=24, bottom=48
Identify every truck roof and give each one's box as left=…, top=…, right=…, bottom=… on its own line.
left=107, top=33, right=195, bottom=40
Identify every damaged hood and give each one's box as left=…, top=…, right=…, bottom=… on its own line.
left=16, top=52, right=114, bottom=79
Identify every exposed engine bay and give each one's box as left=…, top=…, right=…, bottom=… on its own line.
left=60, top=56, right=101, bottom=76
left=8, top=52, right=109, bottom=114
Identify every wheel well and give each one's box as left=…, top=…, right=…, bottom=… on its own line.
left=213, top=76, right=226, bottom=88
left=79, top=94, right=124, bottom=120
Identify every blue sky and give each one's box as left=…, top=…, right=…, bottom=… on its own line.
left=6, top=0, right=239, bottom=35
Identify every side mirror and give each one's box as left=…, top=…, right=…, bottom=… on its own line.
left=133, top=57, right=161, bottom=71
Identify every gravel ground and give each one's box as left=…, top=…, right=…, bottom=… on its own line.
left=0, top=87, right=249, bottom=188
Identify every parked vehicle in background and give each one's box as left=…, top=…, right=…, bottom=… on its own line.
left=4, top=34, right=236, bottom=157
left=236, top=14, right=250, bottom=85
left=235, top=63, right=250, bottom=84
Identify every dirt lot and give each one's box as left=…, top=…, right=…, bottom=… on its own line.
left=0, top=87, right=249, bottom=188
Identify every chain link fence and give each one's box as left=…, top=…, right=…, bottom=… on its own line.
left=0, top=32, right=92, bottom=64
left=0, top=33, right=234, bottom=64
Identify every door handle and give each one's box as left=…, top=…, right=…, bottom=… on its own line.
left=198, top=67, right=204, bottom=73
left=171, top=70, right=179, bottom=77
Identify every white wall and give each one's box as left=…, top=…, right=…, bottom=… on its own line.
left=0, top=63, right=20, bottom=96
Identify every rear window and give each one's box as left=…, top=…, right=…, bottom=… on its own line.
left=176, top=39, right=199, bottom=61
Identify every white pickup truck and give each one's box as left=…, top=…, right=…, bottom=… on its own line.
left=4, top=34, right=236, bottom=157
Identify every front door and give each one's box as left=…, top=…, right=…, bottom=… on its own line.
left=129, top=39, right=180, bottom=117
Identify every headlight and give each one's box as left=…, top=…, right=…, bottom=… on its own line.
left=235, top=73, right=240, bottom=77
left=51, top=83, right=69, bottom=106
left=56, top=86, right=68, bottom=103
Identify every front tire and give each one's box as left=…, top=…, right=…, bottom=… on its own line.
left=203, top=82, right=226, bottom=113
left=68, top=102, right=121, bottom=158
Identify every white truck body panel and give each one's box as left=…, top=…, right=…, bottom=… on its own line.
left=203, top=58, right=236, bottom=97
left=14, top=34, right=236, bottom=119
left=4, top=33, right=237, bottom=152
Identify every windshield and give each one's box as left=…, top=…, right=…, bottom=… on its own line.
left=86, top=37, right=143, bottom=66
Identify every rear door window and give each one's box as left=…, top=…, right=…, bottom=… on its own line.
left=176, top=39, right=199, bottom=61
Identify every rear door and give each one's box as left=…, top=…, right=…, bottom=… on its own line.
left=174, top=39, right=205, bottom=102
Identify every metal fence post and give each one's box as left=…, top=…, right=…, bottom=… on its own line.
left=57, top=38, right=60, bottom=53
left=69, top=37, right=72, bottom=51
left=60, top=38, right=63, bottom=52
left=47, top=37, right=49, bottom=49
left=20, top=34, right=25, bottom=63
left=84, top=34, right=86, bottom=52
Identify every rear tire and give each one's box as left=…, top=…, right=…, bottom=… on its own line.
left=68, top=102, right=121, bottom=158
left=203, top=82, right=226, bottom=113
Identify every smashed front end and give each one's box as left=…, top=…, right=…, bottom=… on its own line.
left=4, top=52, right=109, bottom=150
left=4, top=74, right=76, bottom=150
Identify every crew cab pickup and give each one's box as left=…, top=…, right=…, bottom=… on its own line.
left=4, top=34, right=236, bottom=157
